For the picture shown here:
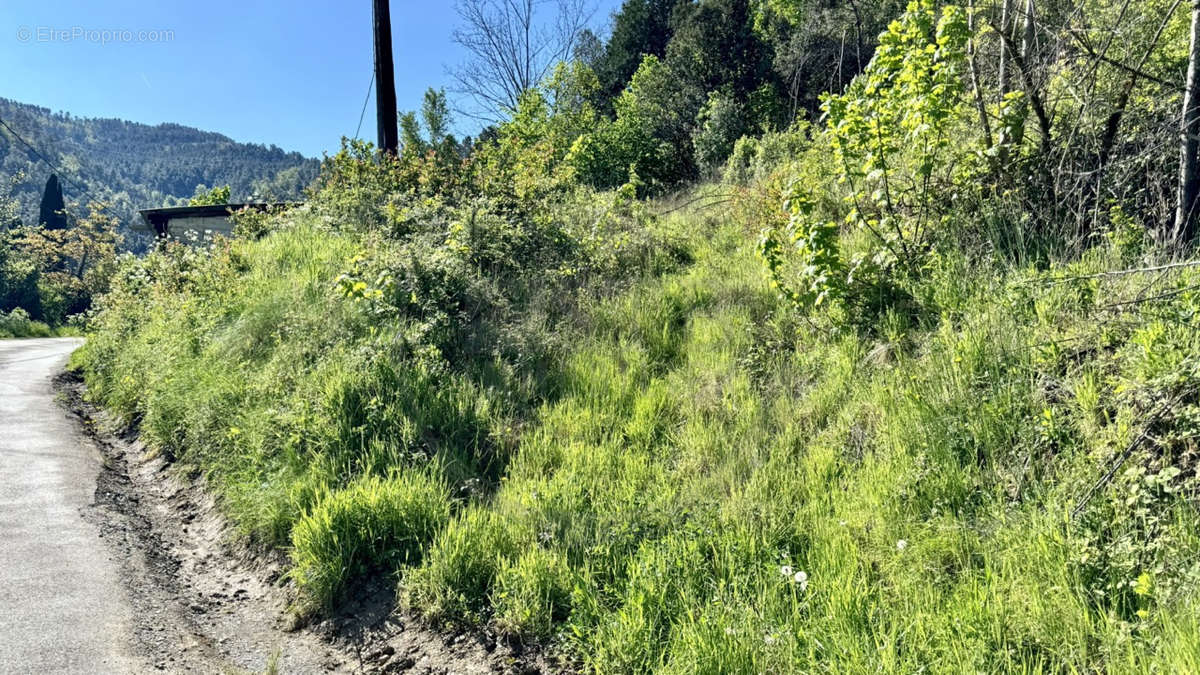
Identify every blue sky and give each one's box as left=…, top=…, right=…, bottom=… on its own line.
left=2, top=0, right=621, bottom=158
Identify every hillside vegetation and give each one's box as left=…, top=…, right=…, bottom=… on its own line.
left=0, top=97, right=319, bottom=231
left=72, top=0, right=1200, bottom=671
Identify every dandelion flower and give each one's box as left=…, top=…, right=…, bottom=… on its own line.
left=794, top=570, right=809, bottom=590
left=780, top=565, right=793, bottom=577
left=897, top=539, right=908, bottom=551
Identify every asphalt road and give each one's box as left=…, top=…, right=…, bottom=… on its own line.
left=0, top=338, right=139, bottom=673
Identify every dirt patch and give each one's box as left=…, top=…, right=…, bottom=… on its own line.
left=57, top=371, right=555, bottom=674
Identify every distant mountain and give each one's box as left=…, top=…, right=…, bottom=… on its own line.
left=0, top=97, right=321, bottom=239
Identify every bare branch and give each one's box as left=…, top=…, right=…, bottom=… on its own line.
left=449, top=0, right=597, bottom=122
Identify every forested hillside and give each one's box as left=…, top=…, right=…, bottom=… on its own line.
left=57, top=0, right=1200, bottom=670
left=0, top=97, right=320, bottom=231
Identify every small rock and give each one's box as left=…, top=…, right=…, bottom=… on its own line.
left=386, top=655, right=416, bottom=672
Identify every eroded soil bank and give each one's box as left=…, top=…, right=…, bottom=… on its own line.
left=59, top=370, right=552, bottom=674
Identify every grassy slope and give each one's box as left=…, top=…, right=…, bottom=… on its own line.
left=75, top=201, right=1200, bottom=672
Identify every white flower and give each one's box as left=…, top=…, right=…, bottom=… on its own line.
left=780, top=565, right=793, bottom=577
left=896, top=539, right=908, bottom=551
left=724, top=626, right=737, bottom=636
left=793, top=570, right=809, bottom=590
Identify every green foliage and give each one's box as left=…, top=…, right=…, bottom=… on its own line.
left=0, top=307, right=52, bottom=338
left=291, top=471, right=449, bottom=610
left=0, top=97, right=317, bottom=236
left=759, top=185, right=844, bottom=308
left=0, top=225, right=42, bottom=317
left=693, top=91, right=749, bottom=175
left=571, top=55, right=702, bottom=191
left=188, top=184, right=231, bottom=206
left=68, top=0, right=1200, bottom=669
left=38, top=173, right=68, bottom=230
left=2, top=204, right=122, bottom=324
left=473, top=63, right=602, bottom=208
left=594, top=0, right=685, bottom=105
left=824, top=0, right=969, bottom=260
left=74, top=132, right=682, bottom=611
left=760, top=0, right=971, bottom=317
left=722, top=123, right=810, bottom=186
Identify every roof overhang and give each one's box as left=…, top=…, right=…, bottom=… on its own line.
left=136, top=202, right=301, bottom=233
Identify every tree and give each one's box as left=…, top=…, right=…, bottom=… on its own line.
left=570, top=54, right=703, bottom=190
left=572, top=27, right=604, bottom=68
left=594, top=0, right=684, bottom=105
left=0, top=172, right=21, bottom=229
left=1175, top=0, right=1200, bottom=244
left=422, top=89, right=452, bottom=142
left=14, top=202, right=122, bottom=322
left=666, top=0, right=769, bottom=100
left=450, top=0, right=597, bottom=121
left=188, top=184, right=231, bottom=206
left=693, top=90, right=749, bottom=174
left=38, top=174, right=68, bottom=230
left=753, top=0, right=904, bottom=118
left=400, top=112, right=425, bottom=156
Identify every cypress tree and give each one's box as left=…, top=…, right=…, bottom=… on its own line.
left=39, top=173, right=68, bottom=230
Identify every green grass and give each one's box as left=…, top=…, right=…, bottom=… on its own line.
left=73, top=199, right=1200, bottom=671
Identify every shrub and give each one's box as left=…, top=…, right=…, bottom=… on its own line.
left=0, top=307, right=51, bottom=338
left=693, top=90, right=748, bottom=176
left=759, top=0, right=971, bottom=319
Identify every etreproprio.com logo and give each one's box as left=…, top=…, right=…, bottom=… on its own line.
left=16, top=26, right=174, bottom=45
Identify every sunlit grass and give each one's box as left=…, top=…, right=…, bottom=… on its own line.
left=74, top=202, right=1200, bottom=671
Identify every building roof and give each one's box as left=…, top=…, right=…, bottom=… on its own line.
left=136, top=202, right=301, bottom=232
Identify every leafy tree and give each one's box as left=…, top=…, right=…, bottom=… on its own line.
left=753, top=0, right=904, bottom=117
left=475, top=64, right=598, bottom=208
left=0, top=172, right=21, bottom=228
left=571, top=54, right=703, bottom=190
left=761, top=0, right=970, bottom=314
left=0, top=175, right=40, bottom=314
left=572, top=28, right=605, bottom=70
left=422, top=88, right=452, bottom=143
left=666, top=0, right=772, bottom=101
left=693, top=90, right=749, bottom=174
left=188, top=184, right=231, bottom=206
left=39, top=174, right=68, bottom=230
left=594, top=0, right=685, bottom=106
left=400, top=112, right=425, bottom=156
left=11, top=203, right=122, bottom=322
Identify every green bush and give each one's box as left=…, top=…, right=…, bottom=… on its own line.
left=0, top=307, right=51, bottom=338
left=693, top=90, right=748, bottom=176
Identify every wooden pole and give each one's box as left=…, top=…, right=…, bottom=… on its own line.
left=373, top=0, right=398, bottom=155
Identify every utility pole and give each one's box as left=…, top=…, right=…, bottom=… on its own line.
left=373, top=0, right=398, bottom=155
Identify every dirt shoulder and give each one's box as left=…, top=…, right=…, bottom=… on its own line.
left=58, top=370, right=552, bottom=674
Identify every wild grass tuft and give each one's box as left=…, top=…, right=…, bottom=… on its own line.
left=290, top=471, right=449, bottom=611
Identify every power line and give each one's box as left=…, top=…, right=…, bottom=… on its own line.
left=0, top=115, right=92, bottom=201
left=354, top=71, right=375, bottom=140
